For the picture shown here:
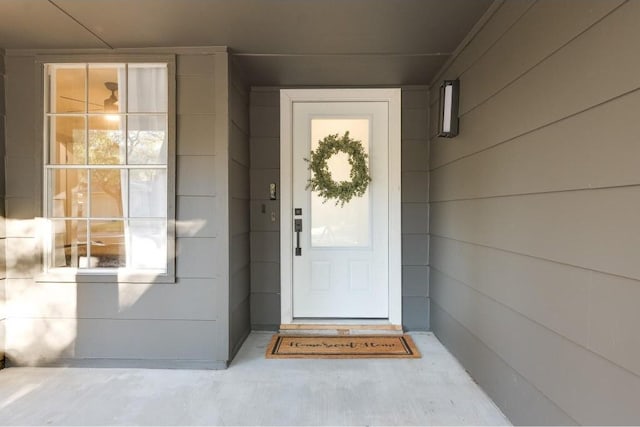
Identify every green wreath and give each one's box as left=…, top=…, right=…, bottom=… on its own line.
left=305, top=131, right=372, bottom=206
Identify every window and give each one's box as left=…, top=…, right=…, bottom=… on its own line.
left=43, top=62, right=172, bottom=278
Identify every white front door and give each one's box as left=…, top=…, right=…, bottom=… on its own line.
left=292, top=101, right=389, bottom=318
left=280, top=89, right=401, bottom=324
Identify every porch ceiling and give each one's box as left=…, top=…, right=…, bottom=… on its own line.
left=0, top=0, right=492, bottom=85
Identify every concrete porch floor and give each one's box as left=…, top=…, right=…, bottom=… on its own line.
left=0, top=332, right=510, bottom=426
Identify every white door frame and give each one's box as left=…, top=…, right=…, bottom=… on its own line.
left=280, top=88, right=402, bottom=327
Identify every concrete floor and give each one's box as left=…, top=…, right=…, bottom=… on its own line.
left=0, top=332, right=510, bottom=426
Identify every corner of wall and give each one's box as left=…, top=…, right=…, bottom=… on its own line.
left=227, top=55, right=251, bottom=360
left=0, top=48, right=6, bottom=369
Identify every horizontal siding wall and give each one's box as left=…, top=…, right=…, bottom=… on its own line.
left=249, top=89, right=280, bottom=330
left=400, top=89, right=430, bottom=329
left=3, top=50, right=231, bottom=367
left=249, top=87, right=430, bottom=330
left=429, top=1, right=640, bottom=424
left=228, top=57, right=251, bottom=357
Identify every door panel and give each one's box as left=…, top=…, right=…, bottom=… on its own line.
left=292, top=101, right=389, bottom=318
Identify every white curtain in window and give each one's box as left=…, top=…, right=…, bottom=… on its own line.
left=125, top=65, right=168, bottom=270
left=117, top=67, right=129, bottom=268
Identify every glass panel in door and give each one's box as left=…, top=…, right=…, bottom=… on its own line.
left=310, top=118, right=371, bottom=247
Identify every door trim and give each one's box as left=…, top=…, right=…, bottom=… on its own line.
left=280, top=88, right=402, bottom=327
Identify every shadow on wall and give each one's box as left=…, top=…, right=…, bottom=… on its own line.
left=4, top=222, right=75, bottom=365
left=3, top=217, right=207, bottom=367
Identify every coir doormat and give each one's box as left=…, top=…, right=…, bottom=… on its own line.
left=265, top=334, right=421, bottom=359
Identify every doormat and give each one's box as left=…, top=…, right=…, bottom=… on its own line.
left=265, top=334, right=421, bottom=359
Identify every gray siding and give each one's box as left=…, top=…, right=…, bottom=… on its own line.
left=3, top=49, right=232, bottom=368
left=249, top=87, right=430, bottom=331
left=429, top=1, right=640, bottom=424
left=400, top=89, right=430, bottom=330
left=0, top=50, right=6, bottom=368
left=249, top=90, right=280, bottom=330
left=228, top=58, right=251, bottom=356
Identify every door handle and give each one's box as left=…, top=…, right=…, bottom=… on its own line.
left=294, top=218, right=302, bottom=256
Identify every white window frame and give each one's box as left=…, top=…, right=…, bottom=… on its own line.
left=36, top=54, right=176, bottom=283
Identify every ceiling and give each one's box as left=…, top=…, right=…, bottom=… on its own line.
left=0, top=0, right=493, bottom=86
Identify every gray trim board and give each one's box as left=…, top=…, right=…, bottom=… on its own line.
left=228, top=55, right=251, bottom=359
left=5, top=357, right=228, bottom=370
left=0, top=48, right=7, bottom=369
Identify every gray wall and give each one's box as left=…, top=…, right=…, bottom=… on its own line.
left=249, top=89, right=281, bottom=330
left=3, top=49, right=233, bottom=368
left=429, top=1, right=640, bottom=424
left=228, top=57, right=251, bottom=356
left=0, top=50, right=6, bottom=369
left=249, top=87, right=430, bottom=330
left=400, top=89, right=430, bottom=330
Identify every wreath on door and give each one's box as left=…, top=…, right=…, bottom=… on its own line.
left=305, top=131, right=371, bottom=206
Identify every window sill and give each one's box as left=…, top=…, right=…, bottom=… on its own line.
left=35, top=269, right=176, bottom=284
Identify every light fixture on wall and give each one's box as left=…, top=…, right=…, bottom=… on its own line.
left=438, top=79, right=459, bottom=138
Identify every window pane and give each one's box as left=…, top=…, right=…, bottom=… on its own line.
left=48, top=116, right=86, bottom=164
left=127, top=115, right=167, bottom=164
left=88, top=64, right=126, bottom=114
left=50, top=220, right=88, bottom=268
left=48, top=169, right=88, bottom=218
left=130, top=169, right=167, bottom=218
left=128, top=220, right=167, bottom=270
left=90, top=169, right=125, bottom=218
left=310, top=119, right=371, bottom=247
left=88, top=116, right=125, bottom=164
left=48, top=64, right=86, bottom=114
left=128, top=63, right=168, bottom=113
left=90, top=220, right=125, bottom=268
left=45, top=61, right=170, bottom=273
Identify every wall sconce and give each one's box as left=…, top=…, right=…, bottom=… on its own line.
left=438, top=79, right=459, bottom=138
